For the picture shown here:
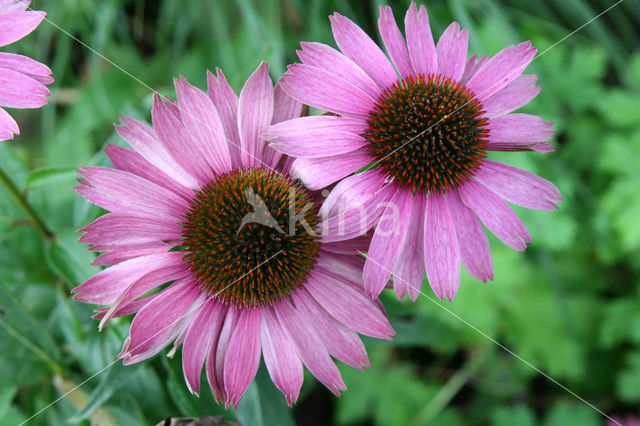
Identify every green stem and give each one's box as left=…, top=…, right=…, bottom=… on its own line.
left=0, top=164, right=54, bottom=240
left=412, top=349, right=487, bottom=425
left=0, top=316, right=64, bottom=376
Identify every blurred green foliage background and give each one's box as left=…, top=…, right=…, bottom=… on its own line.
left=1, top=0, right=640, bottom=424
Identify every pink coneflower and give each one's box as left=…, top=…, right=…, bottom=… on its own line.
left=0, top=0, right=53, bottom=141
left=73, top=63, right=393, bottom=407
left=609, top=416, right=640, bottom=426
left=265, top=2, right=561, bottom=301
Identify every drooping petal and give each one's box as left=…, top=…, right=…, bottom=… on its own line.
left=378, top=5, right=413, bottom=78
left=487, top=141, right=555, bottom=153
left=79, top=212, right=182, bottom=246
left=182, top=300, right=223, bottom=395
left=260, top=307, right=303, bottom=406
left=488, top=113, right=554, bottom=144
left=290, top=148, right=373, bottom=191
left=466, top=41, right=536, bottom=100
left=315, top=252, right=365, bottom=285
left=97, top=261, right=191, bottom=330
left=263, top=79, right=303, bottom=168
left=75, top=166, right=189, bottom=221
left=267, top=115, right=367, bottom=143
left=104, top=144, right=194, bottom=200
left=320, top=235, right=371, bottom=256
left=292, top=289, right=369, bottom=370
left=115, top=115, right=197, bottom=189
left=274, top=298, right=346, bottom=396
left=305, top=266, right=394, bottom=340
left=404, top=2, right=437, bottom=77
left=265, top=115, right=367, bottom=158
left=124, top=279, right=201, bottom=358
left=0, top=107, right=18, bottom=141
left=204, top=303, right=231, bottom=401
left=319, top=169, right=386, bottom=218
left=223, top=308, right=262, bottom=407
left=363, top=188, right=413, bottom=297
left=207, top=305, right=237, bottom=402
left=175, top=77, right=233, bottom=175
left=446, top=189, right=493, bottom=282
left=321, top=183, right=395, bottom=242
left=424, top=193, right=460, bottom=301
left=481, top=75, right=540, bottom=118
left=237, top=63, right=274, bottom=168
left=122, top=291, right=204, bottom=366
left=330, top=13, right=398, bottom=90
left=207, top=68, right=241, bottom=168
left=392, top=193, right=425, bottom=301
left=0, top=67, right=49, bottom=108
left=435, top=22, right=468, bottom=82
left=73, top=251, right=183, bottom=304
left=474, top=160, right=562, bottom=211
left=92, top=292, right=161, bottom=321
left=459, top=179, right=531, bottom=251
left=0, top=0, right=30, bottom=13
left=460, top=55, right=489, bottom=85
left=0, top=11, right=45, bottom=47
left=152, top=95, right=214, bottom=186
left=90, top=241, right=174, bottom=266
left=297, top=42, right=382, bottom=99
left=281, top=64, right=376, bottom=118
left=0, top=52, right=53, bottom=84
left=272, top=78, right=302, bottom=125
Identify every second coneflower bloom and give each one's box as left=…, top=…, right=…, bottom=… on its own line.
left=73, top=63, right=393, bottom=407
left=265, top=2, right=561, bottom=301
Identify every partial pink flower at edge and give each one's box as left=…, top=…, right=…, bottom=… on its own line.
left=0, top=0, right=53, bottom=141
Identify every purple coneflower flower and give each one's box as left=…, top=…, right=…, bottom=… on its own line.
left=0, top=0, right=53, bottom=141
left=609, top=416, right=640, bottom=426
left=265, top=2, right=561, bottom=301
left=73, top=63, right=393, bottom=407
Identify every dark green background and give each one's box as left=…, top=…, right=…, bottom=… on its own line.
left=1, top=0, right=639, bottom=424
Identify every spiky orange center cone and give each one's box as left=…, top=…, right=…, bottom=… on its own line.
left=182, top=168, right=320, bottom=307
left=364, top=74, right=489, bottom=194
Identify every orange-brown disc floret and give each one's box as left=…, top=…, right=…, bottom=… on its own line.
left=364, top=74, right=489, bottom=194
left=182, top=168, right=320, bottom=307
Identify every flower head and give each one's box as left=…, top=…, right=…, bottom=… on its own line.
left=73, top=63, right=393, bottom=407
left=266, top=1, right=562, bottom=301
left=0, top=0, right=53, bottom=141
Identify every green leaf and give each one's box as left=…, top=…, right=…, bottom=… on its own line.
left=543, top=402, right=598, bottom=426
left=0, top=387, right=17, bottom=421
left=67, top=362, right=130, bottom=423
left=45, top=241, right=85, bottom=287
left=26, top=166, right=77, bottom=189
left=0, top=282, right=61, bottom=362
left=491, top=405, right=536, bottom=426
left=617, top=353, right=640, bottom=402
left=600, top=299, right=640, bottom=348
left=44, top=231, right=98, bottom=288
left=596, top=90, right=640, bottom=128
left=337, top=347, right=462, bottom=426
left=235, top=364, right=295, bottom=426
left=163, top=355, right=230, bottom=419
left=0, top=282, right=62, bottom=384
